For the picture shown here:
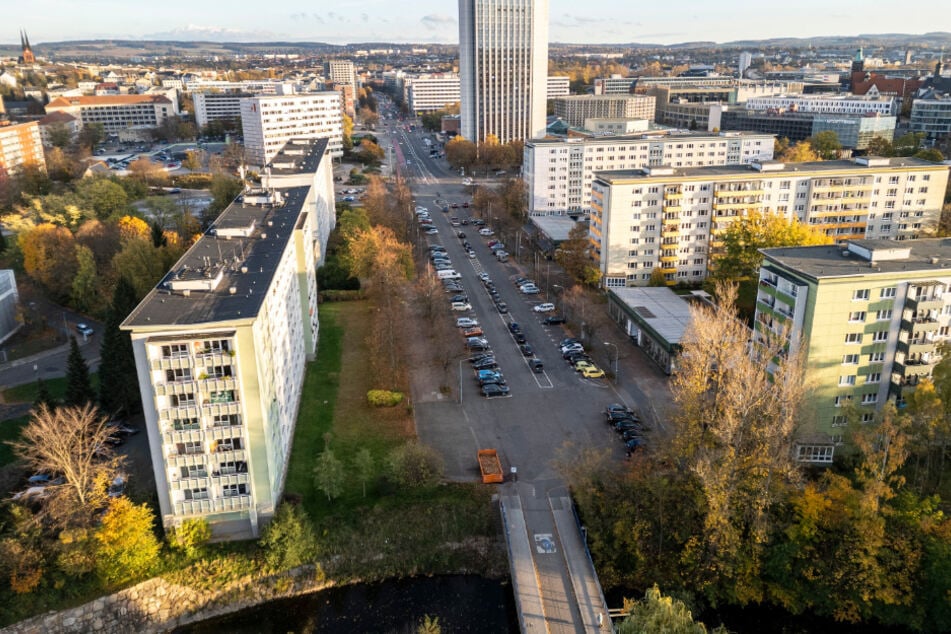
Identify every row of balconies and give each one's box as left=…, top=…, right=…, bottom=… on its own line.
left=166, top=448, right=247, bottom=468
left=154, top=376, right=238, bottom=396
left=169, top=472, right=250, bottom=491
left=173, top=494, right=252, bottom=517
left=150, top=352, right=234, bottom=371
left=163, top=424, right=244, bottom=446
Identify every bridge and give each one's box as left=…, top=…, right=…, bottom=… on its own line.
left=500, top=481, right=612, bottom=633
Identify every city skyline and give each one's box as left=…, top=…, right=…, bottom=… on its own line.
left=8, top=0, right=951, bottom=46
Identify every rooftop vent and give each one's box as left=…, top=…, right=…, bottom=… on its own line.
left=229, top=287, right=237, bottom=295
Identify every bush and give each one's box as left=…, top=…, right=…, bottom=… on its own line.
left=259, top=503, right=317, bottom=571
left=320, top=290, right=365, bottom=302
left=170, top=173, right=214, bottom=189
left=367, top=389, right=404, bottom=407
left=94, top=498, right=161, bottom=585
left=167, top=518, right=211, bottom=559
left=385, top=442, right=444, bottom=488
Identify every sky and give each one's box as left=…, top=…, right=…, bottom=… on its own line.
left=9, top=0, right=951, bottom=45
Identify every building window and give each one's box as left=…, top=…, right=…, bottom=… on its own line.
left=831, top=415, right=847, bottom=427
left=853, top=289, right=870, bottom=301
left=869, top=352, right=885, bottom=363
left=842, top=354, right=859, bottom=365
left=876, top=309, right=893, bottom=321
left=839, top=375, right=856, bottom=386
left=796, top=445, right=834, bottom=463
left=872, top=331, right=888, bottom=342
left=222, top=483, right=249, bottom=497
left=844, top=333, right=862, bottom=344
left=866, top=373, right=881, bottom=384
left=861, top=393, right=879, bottom=404
left=848, top=311, right=866, bottom=322
left=834, top=395, right=852, bottom=407
left=182, top=464, right=207, bottom=478
left=184, top=488, right=209, bottom=500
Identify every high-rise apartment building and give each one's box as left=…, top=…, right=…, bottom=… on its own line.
left=405, top=74, right=461, bottom=113
left=325, top=60, right=357, bottom=94
left=240, top=93, right=343, bottom=166
left=738, top=52, right=753, bottom=78
left=193, top=92, right=249, bottom=130
left=552, top=95, right=656, bottom=128
left=589, top=157, right=949, bottom=288
left=458, top=0, right=549, bottom=143
left=0, top=121, right=44, bottom=179
left=523, top=131, right=775, bottom=215
left=754, top=238, right=951, bottom=464
left=121, top=138, right=334, bottom=539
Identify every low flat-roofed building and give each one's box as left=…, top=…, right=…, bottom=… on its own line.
left=606, top=286, right=700, bottom=374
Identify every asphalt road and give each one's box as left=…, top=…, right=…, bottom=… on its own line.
left=381, top=118, right=631, bottom=482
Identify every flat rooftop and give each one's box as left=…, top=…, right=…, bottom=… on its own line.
left=762, top=238, right=951, bottom=281
left=609, top=287, right=694, bottom=345
left=531, top=215, right=584, bottom=241
left=266, top=137, right=329, bottom=175
left=122, top=186, right=310, bottom=329
left=594, top=157, right=945, bottom=183
left=528, top=130, right=771, bottom=146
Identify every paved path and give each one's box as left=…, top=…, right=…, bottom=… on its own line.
left=501, top=482, right=611, bottom=634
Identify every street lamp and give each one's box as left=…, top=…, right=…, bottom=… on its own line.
left=604, top=342, right=619, bottom=384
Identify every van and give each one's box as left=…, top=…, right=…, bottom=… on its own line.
left=437, top=269, right=461, bottom=280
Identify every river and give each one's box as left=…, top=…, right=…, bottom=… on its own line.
left=175, top=575, right=518, bottom=634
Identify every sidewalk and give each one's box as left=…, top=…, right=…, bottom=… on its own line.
left=499, top=485, right=548, bottom=633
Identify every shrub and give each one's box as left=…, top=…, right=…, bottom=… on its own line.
left=170, top=173, right=213, bottom=188
left=94, top=498, right=161, bottom=585
left=367, top=389, right=404, bottom=407
left=385, top=442, right=444, bottom=488
left=167, top=518, right=212, bottom=559
left=320, top=290, right=365, bottom=302
left=259, top=503, right=317, bottom=571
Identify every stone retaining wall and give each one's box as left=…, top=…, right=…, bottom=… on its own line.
left=1, top=565, right=331, bottom=634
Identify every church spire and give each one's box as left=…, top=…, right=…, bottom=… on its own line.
left=18, top=29, right=36, bottom=64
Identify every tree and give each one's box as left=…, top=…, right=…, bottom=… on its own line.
left=648, top=267, right=667, bottom=286
left=259, top=503, right=318, bottom=571
left=354, top=139, right=385, bottom=164
left=208, top=174, right=244, bottom=217
left=77, top=123, right=105, bottom=151
left=669, top=282, right=807, bottom=603
left=313, top=449, right=345, bottom=502
left=555, top=223, right=601, bottom=287
left=417, top=615, right=442, bottom=634
left=64, top=336, right=95, bottom=408
left=915, top=147, right=945, bottom=162
left=618, top=585, right=723, bottom=634
left=75, top=178, right=129, bottom=221
left=18, top=223, right=78, bottom=301
left=445, top=136, right=477, bottom=173
left=354, top=448, right=375, bottom=498
left=10, top=403, right=123, bottom=528
left=70, top=244, right=101, bottom=314
left=127, top=158, right=167, bottom=187
left=866, top=136, right=895, bottom=157
left=117, top=215, right=150, bottom=242
left=98, top=276, right=142, bottom=415
left=44, top=122, right=73, bottom=149
left=806, top=130, right=842, bottom=160
left=33, top=377, right=54, bottom=410
left=385, top=442, right=444, bottom=488
left=778, top=140, right=820, bottom=162
left=167, top=518, right=211, bottom=559
left=894, top=132, right=926, bottom=156
left=714, top=211, right=833, bottom=280
left=342, top=112, right=354, bottom=151
left=94, top=497, right=161, bottom=585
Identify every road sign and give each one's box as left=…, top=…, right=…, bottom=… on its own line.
left=534, top=533, right=556, bottom=554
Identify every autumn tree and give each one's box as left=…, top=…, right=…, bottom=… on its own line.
left=127, top=158, right=168, bottom=187
left=10, top=404, right=123, bottom=529
left=445, top=136, right=477, bottom=173
left=18, top=223, right=78, bottom=301
left=70, top=244, right=103, bottom=313
left=74, top=177, right=129, bottom=221
left=259, top=503, right=318, bottom=571
left=313, top=449, right=345, bottom=502
left=714, top=211, right=833, bottom=280
left=619, top=585, right=724, bottom=634
left=806, top=130, right=842, bottom=160
left=555, top=223, right=601, bottom=287
left=669, top=282, right=807, bottom=603
left=778, top=140, right=820, bottom=162
left=94, top=497, right=161, bottom=585
left=341, top=112, right=354, bottom=151
left=866, top=136, right=895, bottom=157
left=354, top=139, right=385, bottom=165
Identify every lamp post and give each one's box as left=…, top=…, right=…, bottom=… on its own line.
left=604, top=342, right=619, bottom=384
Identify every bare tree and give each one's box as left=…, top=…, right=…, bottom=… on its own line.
left=10, top=403, right=125, bottom=528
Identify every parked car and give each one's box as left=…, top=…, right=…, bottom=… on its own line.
left=76, top=323, right=94, bottom=337
left=424, top=227, right=439, bottom=234
left=579, top=364, right=606, bottom=379
left=473, top=359, right=499, bottom=370
left=543, top=315, right=567, bottom=325
left=533, top=303, right=556, bottom=313
left=463, top=326, right=484, bottom=337
left=514, top=332, right=527, bottom=344
left=530, top=359, right=544, bottom=373
left=519, top=344, right=534, bottom=356
left=520, top=286, right=540, bottom=295
left=456, top=317, right=479, bottom=328
left=605, top=403, right=634, bottom=418
left=451, top=302, right=473, bottom=311
left=466, top=337, right=490, bottom=350
left=495, top=301, right=508, bottom=314
left=508, top=322, right=521, bottom=333
left=449, top=294, right=468, bottom=303
left=478, top=228, right=494, bottom=236
left=481, top=383, right=510, bottom=398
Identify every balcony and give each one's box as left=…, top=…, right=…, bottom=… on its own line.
left=194, top=351, right=234, bottom=366
left=661, top=226, right=680, bottom=238
left=905, top=294, right=944, bottom=312
left=659, top=253, right=678, bottom=263
left=154, top=380, right=198, bottom=397
left=151, top=357, right=192, bottom=371
left=208, top=425, right=244, bottom=441
left=164, top=428, right=204, bottom=445
left=712, top=200, right=763, bottom=211
left=894, top=360, right=935, bottom=381
left=165, top=452, right=209, bottom=469
left=663, top=190, right=683, bottom=199
left=659, top=265, right=677, bottom=274
left=213, top=448, right=247, bottom=464
left=173, top=494, right=252, bottom=517
left=210, top=472, right=250, bottom=487
left=199, top=376, right=238, bottom=393
left=160, top=405, right=200, bottom=420
left=169, top=475, right=210, bottom=491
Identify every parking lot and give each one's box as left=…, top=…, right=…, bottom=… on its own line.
left=408, top=182, right=671, bottom=484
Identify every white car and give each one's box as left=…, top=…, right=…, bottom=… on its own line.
left=533, top=303, right=556, bottom=313
left=520, top=286, right=540, bottom=295
left=415, top=206, right=428, bottom=214
left=424, top=227, right=439, bottom=234
left=451, top=302, right=473, bottom=311
left=456, top=317, right=479, bottom=328
left=478, top=228, right=494, bottom=236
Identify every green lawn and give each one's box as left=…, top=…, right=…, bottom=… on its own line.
left=0, top=416, right=29, bottom=466
left=3, top=373, right=101, bottom=404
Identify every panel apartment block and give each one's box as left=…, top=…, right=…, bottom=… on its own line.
left=240, top=93, right=343, bottom=166
left=755, top=238, right=951, bottom=464
left=0, top=121, right=44, bottom=178
left=590, top=157, right=949, bottom=288
left=552, top=95, right=656, bottom=128
left=523, top=131, right=775, bottom=215
left=45, top=95, right=178, bottom=135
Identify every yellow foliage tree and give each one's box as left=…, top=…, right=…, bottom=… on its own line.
left=117, top=215, right=150, bottom=242
left=94, top=497, right=161, bottom=585
left=778, top=141, right=820, bottom=163
left=714, top=211, right=833, bottom=280
left=18, top=223, right=78, bottom=300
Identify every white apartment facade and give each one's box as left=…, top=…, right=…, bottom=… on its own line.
left=325, top=60, right=357, bottom=92
left=240, top=92, right=343, bottom=166
left=547, top=75, right=570, bottom=99
left=910, top=96, right=951, bottom=141
left=593, top=75, right=634, bottom=95
left=590, top=157, right=949, bottom=288
left=193, top=92, right=248, bottom=129
left=524, top=131, right=775, bottom=215
left=121, top=141, right=335, bottom=539
left=458, top=0, right=549, bottom=143
left=552, top=95, right=656, bottom=127
left=745, top=93, right=899, bottom=116
left=44, top=95, right=179, bottom=135
left=405, top=74, right=461, bottom=113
